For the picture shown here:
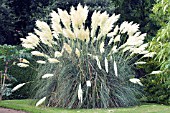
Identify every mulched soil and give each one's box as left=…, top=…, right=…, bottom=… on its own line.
left=0, top=108, right=28, bottom=113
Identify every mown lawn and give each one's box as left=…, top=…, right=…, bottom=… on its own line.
left=0, top=99, right=170, bottom=113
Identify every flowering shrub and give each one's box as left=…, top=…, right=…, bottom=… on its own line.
left=19, top=4, right=152, bottom=108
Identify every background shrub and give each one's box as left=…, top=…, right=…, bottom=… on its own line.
left=0, top=45, right=37, bottom=99
left=142, top=0, right=170, bottom=104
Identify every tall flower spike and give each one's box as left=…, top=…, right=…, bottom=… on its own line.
left=100, top=14, right=120, bottom=37
left=97, top=11, right=109, bottom=40
left=51, top=11, right=62, bottom=34
left=35, top=20, right=53, bottom=47
left=91, top=11, right=101, bottom=38
left=58, top=8, right=71, bottom=29
left=77, top=3, right=88, bottom=25
left=70, top=4, right=88, bottom=30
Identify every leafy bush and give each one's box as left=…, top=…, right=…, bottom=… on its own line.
left=0, top=45, right=36, bottom=99
left=143, top=0, right=170, bottom=104
left=20, top=4, right=152, bottom=108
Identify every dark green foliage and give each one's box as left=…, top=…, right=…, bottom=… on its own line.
left=0, top=0, right=116, bottom=45
left=0, top=0, right=17, bottom=44
left=112, top=0, right=157, bottom=41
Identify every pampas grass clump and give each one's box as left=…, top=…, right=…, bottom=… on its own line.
left=20, top=4, right=152, bottom=108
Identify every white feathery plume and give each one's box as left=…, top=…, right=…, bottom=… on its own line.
left=98, top=11, right=109, bottom=28
left=70, top=4, right=88, bottom=29
left=42, top=74, right=54, bottom=78
left=63, top=43, right=72, bottom=54
left=11, top=83, right=26, bottom=92
left=108, top=25, right=119, bottom=37
left=134, top=62, right=146, bottom=65
left=62, top=28, right=75, bottom=39
left=27, top=33, right=40, bottom=45
left=143, top=52, right=156, bottom=58
left=20, top=33, right=40, bottom=49
left=149, top=71, right=162, bottom=75
left=114, top=60, right=118, bottom=76
left=75, top=28, right=90, bottom=42
left=100, top=14, right=120, bottom=36
left=58, top=8, right=70, bottom=29
left=36, top=60, right=46, bottom=64
left=50, top=11, right=62, bottom=34
left=36, top=97, right=46, bottom=107
left=139, top=50, right=149, bottom=55
left=105, top=57, right=109, bottom=73
left=54, top=51, right=62, bottom=58
left=129, top=78, right=143, bottom=86
left=17, top=63, right=29, bottom=68
left=31, top=51, right=45, bottom=57
left=21, top=43, right=35, bottom=49
left=86, top=80, right=91, bottom=87
left=75, top=48, right=80, bottom=58
left=95, top=56, right=102, bottom=70
left=77, top=4, right=88, bottom=25
left=48, top=58, right=60, bottom=63
left=78, top=83, right=83, bottom=103
left=100, top=42, right=105, bottom=54
left=114, top=35, right=121, bottom=43
left=108, top=37, right=114, bottom=45
left=20, top=58, right=30, bottom=64
left=120, top=21, right=139, bottom=36
left=35, top=20, right=53, bottom=47
left=91, top=11, right=101, bottom=38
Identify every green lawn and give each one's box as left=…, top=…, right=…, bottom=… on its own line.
left=0, top=99, right=170, bottom=113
